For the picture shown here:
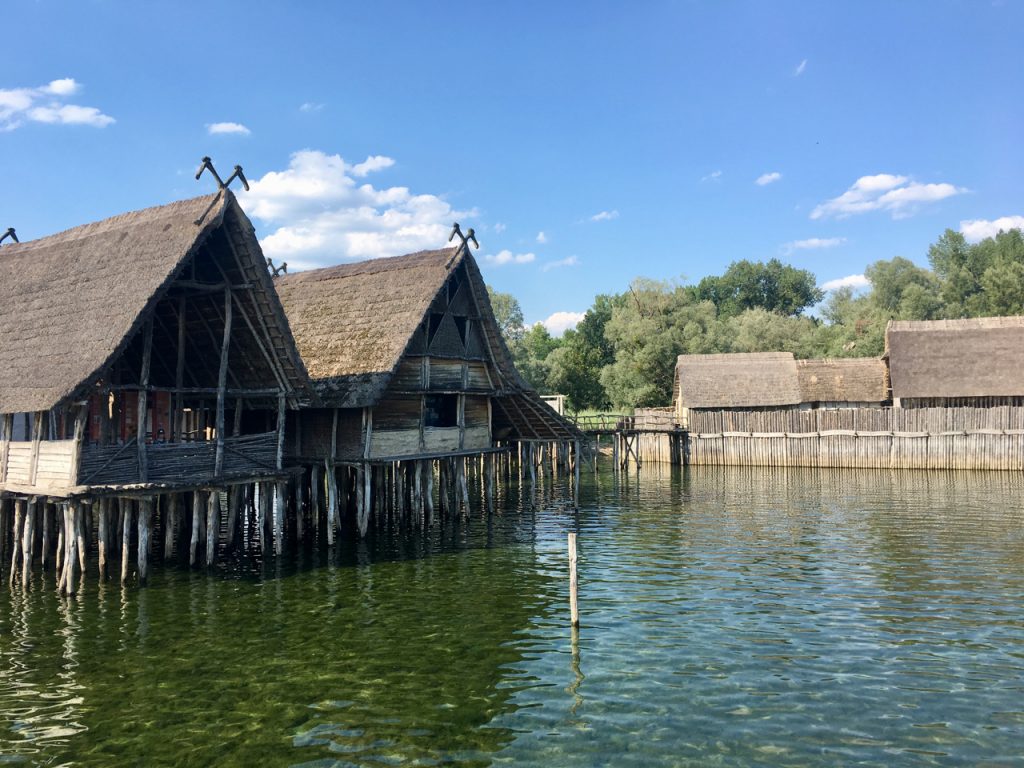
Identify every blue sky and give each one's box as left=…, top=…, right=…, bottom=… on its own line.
left=3, top=1, right=1022, bottom=333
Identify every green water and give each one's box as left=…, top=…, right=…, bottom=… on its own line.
left=3, top=466, right=1024, bottom=766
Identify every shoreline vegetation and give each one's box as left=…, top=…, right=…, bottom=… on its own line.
left=490, top=227, right=1024, bottom=414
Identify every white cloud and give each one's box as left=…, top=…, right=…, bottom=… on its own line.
left=0, top=79, right=113, bottom=130
left=783, top=237, right=847, bottom=252
left=484, top=250, right=536, bottom=266
left=795, top=59, right=808, bottom=76
left=28, top=104, right=114, bottom=127
left=701, top=170, right=722, bottom=183
left=821, top=274, right=870, bottom=291
left=241, top=149, right=474, bottom=269
left=756, top=171, right=782, bottom=186
left=540, top=311, right=586, bottom=336
left=299, top=102, right=324, bottom=113
left=493, top=222, right=507, bottom=233
left=811, top=174, right=965, bottom=220
left=41, top=78, right=79, bottom=96
left=351, top=155, right=394, bottom=177
left=208, top=121, right=251, bottom=136
left=590, top=210, right=619, bottom=222
left=536, top=231, right=547, bottom=243
left=541, top=255, right=580, bottom=272
left=959, top=215, right=1024, bottom=243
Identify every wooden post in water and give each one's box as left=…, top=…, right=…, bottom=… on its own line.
left=568, top=532, right=579, bottom=627
left=190, top=491, right=202, bottom=567
left=21, top=499, right=36, bottom=588
left=207, top=491, right=219, bottom=565
left=9, top=499, right=24, bottom=587
left=138, top=497, right=153, bottom=585
left=120, top=500, right=133, bottom=584
left=98, top=498, right=109, bottom=579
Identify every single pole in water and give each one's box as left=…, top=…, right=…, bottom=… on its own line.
left=568, top=532, right=579, bottom=627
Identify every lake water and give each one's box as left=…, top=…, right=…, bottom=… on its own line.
left=2, top=464, right=1024, bottom=766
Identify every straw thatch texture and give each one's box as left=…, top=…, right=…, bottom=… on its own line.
left=676, top=352, right=800, bottom=409
left=0, top=194, right=222, bottom=414
left=887, top=316, right=1024, bottom=399
left=276, top=248, right=521, bottom=408
left=797, top=358, right=889, bottom=404
left=0, top=192, right=313, bottom=414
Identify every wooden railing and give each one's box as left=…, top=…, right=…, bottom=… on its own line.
left=77, top=431, right=279, bottom=487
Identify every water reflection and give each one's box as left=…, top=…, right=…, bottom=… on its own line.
left=0, top=466, right=1023, bottom=766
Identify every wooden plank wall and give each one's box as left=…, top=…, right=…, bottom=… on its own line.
left=680, top=406, right=1024, bottom=471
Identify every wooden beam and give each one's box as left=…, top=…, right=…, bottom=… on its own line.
left=170, top=280, right=253, bottom=292
left=137, top=319, right=153, bottom=482
left=0, top=413, right=11, bottom=484
left=69, top=402, right=89, bottom=485
left=276, top=394, right=286, bottom=471
left=215, top=287, right=233, bottom=477
left=174, top=295, right=186, bottom=441
left=28, top=411, right=44, bottom=486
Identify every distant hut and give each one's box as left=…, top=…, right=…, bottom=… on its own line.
left=275, top=245, right=581, bottom=532
left=796, top=358, right=889, bottom=409
left=673, top=352, right=801, bottom=424
left=0, top=192, right=314, bottom=586
left=886, top=316, right=1024, bottom=407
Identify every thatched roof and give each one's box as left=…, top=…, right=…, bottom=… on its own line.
left=675, top=352, right=801, bottom=409
left=276, top=247, right=522, bottom=408
left=0, top=192, right=312, bottom=414
left=887, top=316, right=1024, bottom=398
left=797, top=358, right=889, bottom=403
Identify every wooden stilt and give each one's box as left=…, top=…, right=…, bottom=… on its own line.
left=257, top=482, right=268, bottom=553
left=326, top=461, right=337, bottom=546
left=75, top=502, right=87, bottom=579
left=164, top=494, right=178, bottom=560
left=358, top=463, right=371, bottom=537
left=40, top=503, right=51, bottom=572
left=311, top=464, right=322, bottom=537
left=206, top=491, right=219, bottom=565
left=190, top=491, right=202, bottom=567
left=295, top=473, right=305, bottom=543
left=569, top=532, right=579, bottom=627
left=138, top=497, right=153, bottom=585
left=63, top=504, right=78, bottom=595
left=121, top=499, right=133, bottom=584
left=21, top=500, right=36, bottom=588
left=485, top=453, right=495, bottom=515
left=9, top=499, right=24, bottom=587
left=424, top=460, right=435, bottom=522
left=98, top=498, right=109, bottom=579
left=273, top=482, right=285, bottom=555
left=226, top=486, right=240, bottom=551
left=458, top=457, right=470, bottom=512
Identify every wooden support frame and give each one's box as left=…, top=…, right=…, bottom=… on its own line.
left=137, top=319, right=153, bottom=482
left=0, top=413, right=11, bottom=484
left=214, top=287, right=233, bottom=476
left=28, top=411, right=44, bottom=486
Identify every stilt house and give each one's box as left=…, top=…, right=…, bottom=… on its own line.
left=673, top=352, right=803, bottom=424
left=275, top=245, right=580, bottom=467
left=796, top=358, right=889, bottom=409
left=886, top=317, right=1024, bottom=407
left=0, top=191, right=313, bottom=500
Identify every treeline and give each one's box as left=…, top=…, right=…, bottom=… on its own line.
left=488, top=227, right=1024, bottom=412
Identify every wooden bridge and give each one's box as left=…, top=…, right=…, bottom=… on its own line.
left=570, top=409, right=685, bottom=468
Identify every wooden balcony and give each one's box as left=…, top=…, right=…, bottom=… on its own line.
left=0, top=431, right=280, bottom=496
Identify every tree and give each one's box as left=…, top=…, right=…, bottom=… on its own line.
left=600, top=279, right=722, bottom=408
left=696, top=258, right=823, bottom=318
left=509, top=323, right=561, bottom=392
left=486, top=285, right=525, bottom=344
left=864, top=257, right=943, bottom=319
left=545, top=295, right=616, bottom=411
left=724, top=308, right=825, bottom=358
